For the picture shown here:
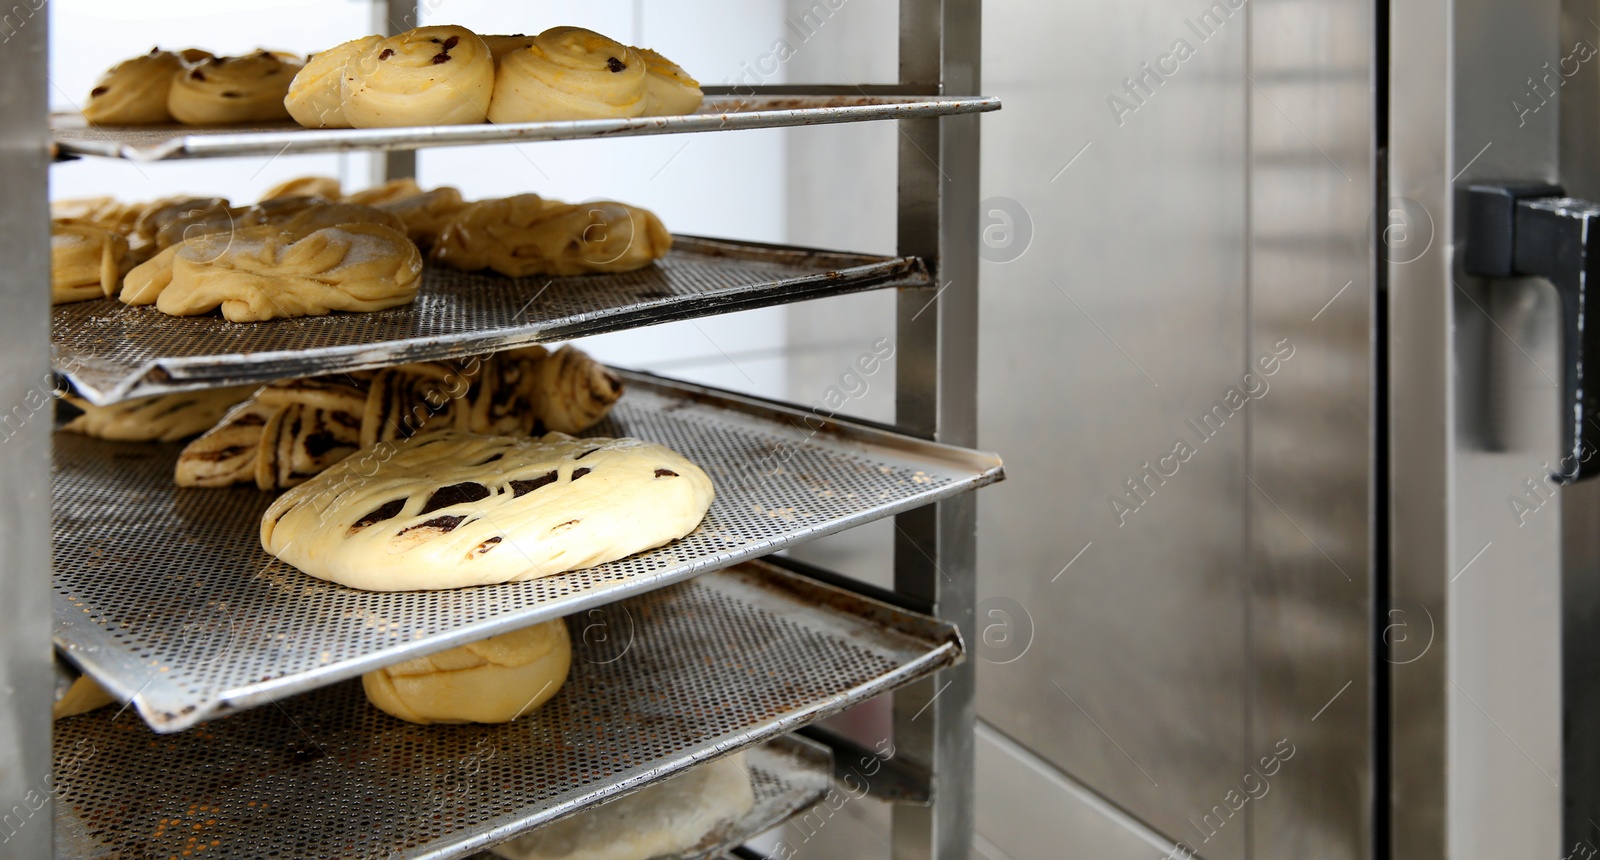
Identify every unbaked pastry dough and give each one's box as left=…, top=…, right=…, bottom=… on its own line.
left=492, top=754, right=756, bottom=860
left=121, top=221, right=422, bottom=322
left=342, top=26, right=494, bottom=127
left=284, top=35, right=380, bottom=128
left=52, top=220, right=128, bottom=304
left=362, top=619, right=571, bottom=724
left=82, top=49, right=190, bottom=125
left=526, top=345, right=623, bottom=434
left=61, top=385, right=256, bottom=443
left=636, top=48, right=703, bottom=116
left=431, top=194, right=671, bottom=277
left=174, top=398, right=276, bottom=488
left=486, top=27, right=647, bottom=123
left=132, top=196, right=232, bottom=252
left=481, top=34, right=535, bottom=63
left=53, top=676, right=116, bottom=721
left=168, top=50, right=301, bottom=125
left=261, top=175, right=342, bottom=201
left=261, top=431, right=713, bottom=591
left=52, top=197, right=143, bottom=236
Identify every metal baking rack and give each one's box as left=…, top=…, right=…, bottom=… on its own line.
left=10, top=3, right=993, bottom=858
left=53, top=564, right=958, bottom=860
left=50, top=95, right=1000, bottom=162
left=52, top=372, right=1001, bottom=732
left=54, top=237, right=928, bottom=406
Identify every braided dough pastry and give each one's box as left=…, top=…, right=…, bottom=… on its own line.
left=132, top=196, right=232, bottom=252
left=51, top=221, right=128, bottom=304
left=486, top=27, right=647, bottom=123
left=492, top=753, right=755, bottom=860
left=261, top=431, right=713, bottom=591
left=168, top=50, right=301, bottom=125
left=261, top=175, right=342, bottom=201
left=284, top=35, right=380, bottom=128
left=177, top=347, right=619, bottom=489
left=52, top=197, right=143, bottom=235
left=431, top=194, right=671, bottom=277
left=637, top=48, right=703, bottom=116
left=363, top=619, right=570, bottom=724
left=81, top=49, right=195, bottom=125
left=120, top=221, right=421, bottom=321
left=61, top=385, right=255, bottom=443
left=341, top=26, right=494, bottom=127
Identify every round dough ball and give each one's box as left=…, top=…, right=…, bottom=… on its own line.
left=343, top=25, right=494, bottom=127
left=285, top=35, right=379, bottom=128
left=636, top=48, right=703, bottom=116
left=168, top=50, right=302, bottom=125
left=487, top=27, right=647, bottom=123
left=82, top=49, right=186, bottom=125
left=362, top=619, right=571, bottom=724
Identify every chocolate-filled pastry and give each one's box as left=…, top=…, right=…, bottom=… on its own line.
left=61, top=385, right=256, bottom=443
left=636, top=48, right=703, bottom=116
left=174, top=399, right=277, bottom=488
left=81, top=48, right=209, bottom=125
left=487, top=27, right=647, bottom=123
left=175, top=376, right=368, bottom=489
left=167, top=50, right=302, bottom=125
left=341, top=25, right=494, bottom=127
left=360, top=359, right=482, bottom=447
left=284, top=35, right=380, bottom=128
left=261, top=430, right=714, bottom=591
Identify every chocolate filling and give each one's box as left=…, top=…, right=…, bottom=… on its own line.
left=606, top=56, right=625, bottom=73
left=379, top=48, right=394, bottom=60
left=90, top=86, right=108, bottom=97
left=420, top=481, right=491, bottom=514
left=189, top=69, right=205, bottom=80
left=474, top=536, right=502, bottom=554
left=509, top=470, right=557, bottom=497
left=571, top=467, right=592, bottom=481
left=654, top=469, right=678, bottom=478
left=401, top=515, right=467, bottom=535
left=574, top=448, right=601, bottom=460
left=352, top=498, right=405, bottom=529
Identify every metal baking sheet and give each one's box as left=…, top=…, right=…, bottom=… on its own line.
left=461, top=734, right=833, bottom=860
left=51, top=95, right=1001, bottom=162
left=53, top=236, right=930, bottom=406
left=54, top=562, right=960, bottom=860
left=52, top=372, right=1001, bottom=732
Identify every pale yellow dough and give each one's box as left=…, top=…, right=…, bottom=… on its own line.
left=51, top=220, right=127, bottom=304
left=261, top=431, right=714, bottom=591
left=82, top=50, right=187, bottom=125
left=343, top=26, right=494, bottom=127
left=492, top=754, right=755, bottom=860
left=121, top=221, right=422, bottom=322
left=431, top=194, right=671, bottom=277
left=168, top=50, right=301, bottom=125
left=261, top=175, right=342, bottom=201
left=54, top=676, right=116, bottom=720
left=636, top=48, right=703, bottom=116
left=362, top=619, right=571, bottom=724
left=284, top=35, right=379, bottom=128
left=487, top=27, right=647, bottom=123
left=61, top=385, right=256, bottom=443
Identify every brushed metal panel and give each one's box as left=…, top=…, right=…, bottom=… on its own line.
left=0, top=9, right=54, bottom=860
left=974, top=1, right=1250, bottom=856
left=1245, top=1, right=1375, bottom=858
left=1391, top=0, right=1565, bottom=857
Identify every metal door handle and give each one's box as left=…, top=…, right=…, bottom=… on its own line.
left=1464, top=182, right=1600, bottom=482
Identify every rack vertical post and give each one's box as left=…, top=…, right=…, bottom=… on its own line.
left=892, top=2, right=982, bottom=859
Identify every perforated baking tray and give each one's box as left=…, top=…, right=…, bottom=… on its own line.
left=461, top=734, right=833, bottom=860
left=51, top=94, right=1001, bottom=162
left=54, top=236, right=930, bottom=406
left=54, top=562, right=959, bottom=860
left=53, top=372, right=1001, bottom=732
